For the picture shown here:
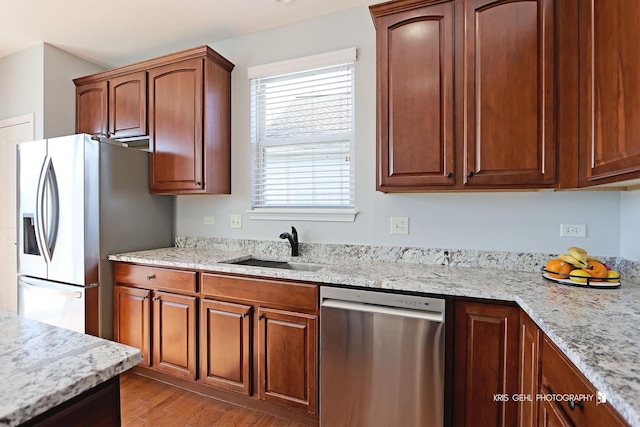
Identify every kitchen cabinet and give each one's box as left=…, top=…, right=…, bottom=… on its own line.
left=200, top=298, right=253, bottom=395
left=371, top=0, right=557, bottom=191
left=200, top=273, right=318, bottom=415
left=539, top=335, right=626, bottom=427
left=113, top=263, right=198, bottom=380
left=75, top=80, right=107, bottom=137
left=148, top=50, right=233, bottom=194
left=453, top=300, right=520, bottom=427
left=74, top=46, right=234, bottom=195
left=114, top=285, right=151, bottom=367
left=520, top=313, right=541, bottom=427
left=258, top=307, right=317, bottom=413
left=371, top=0, right=455, bottom=189
left=75, top=72, right=146, bottom=139
left=578, top=0, right=640, bottom=186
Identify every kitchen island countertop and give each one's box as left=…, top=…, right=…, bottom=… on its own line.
left=110, top=246, right=640, bottom=427
left=0, top=312, right=141, bottom=427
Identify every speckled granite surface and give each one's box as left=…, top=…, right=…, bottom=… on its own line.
left=110, top=239, right=640, bottom=427
left=0, top=312, right=141, bottom=426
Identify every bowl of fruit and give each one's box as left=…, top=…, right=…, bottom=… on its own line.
left=542, top=246, right=621, bottom=288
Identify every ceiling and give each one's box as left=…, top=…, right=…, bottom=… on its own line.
left=0, top=0, right=376, bottom=69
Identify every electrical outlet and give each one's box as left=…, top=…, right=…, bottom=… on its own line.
left=560, top=223, right=587, bottom=237
left=390, top=217, right=409, bottom=235
left=203, top=216, right=215, bottom=225
left=230, top=214, right=242, bottom=229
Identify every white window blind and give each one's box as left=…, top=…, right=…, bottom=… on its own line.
left=249, top=49, right=356, bottom=211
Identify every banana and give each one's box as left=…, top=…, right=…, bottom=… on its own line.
left=568, top=246, right=588, bottom=264
left=559, top=253, right=589, bottom=269
left=586, top=254, right=603, bottom=263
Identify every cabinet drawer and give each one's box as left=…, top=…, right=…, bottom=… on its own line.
left=201, top=273, right=318, bottom=312
left=540, top=335, right=626, bottom=427
left=114, top=263, right=197, bottom=293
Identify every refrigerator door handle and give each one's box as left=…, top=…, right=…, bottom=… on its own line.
left=35, top=156, right=59, bottom=264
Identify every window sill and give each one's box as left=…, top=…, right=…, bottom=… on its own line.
left=247, top=208, right=357, bottom=222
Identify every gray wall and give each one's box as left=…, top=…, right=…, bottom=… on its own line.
left=0, top=43, right=103, bottom=139
left=0, top=45, right=44, bottom=137
left=174, top=6, right=635, bottom=259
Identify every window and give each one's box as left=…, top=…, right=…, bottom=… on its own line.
left=248, top=48, right=356, bottom=221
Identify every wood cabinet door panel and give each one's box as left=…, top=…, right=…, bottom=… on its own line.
left=153, top=291, right=198, bottom=380
left=519, top=313, right=540, bottom=427
left=76, top=81, right=107, bottom=136
left=579, top=0, right=640, bottom=184
left=108, top=71, right=147, bottom=138
left=464, top=0, right=556, bottom=187
left=200, top=299, right=252, bottom=395
left=453, top=301, right=520, bottom=427
left=148, top=58, right=203, bottom=192
left=538, top=386, right=573, bottom=427
left=375, top=1, right=455, bottom=189
left=113, top=285, right=151, bottom=367
left=258, top=307, right=317, bottom=414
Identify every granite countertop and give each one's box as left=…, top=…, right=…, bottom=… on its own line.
left=0, top=312, right=142, bottom=427
left=109, top=246, right=640, bottom=427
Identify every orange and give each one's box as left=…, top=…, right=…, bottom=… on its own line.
left=584, top=261, right=607, bottom=281
left=545, top=259, right=572, bottom=279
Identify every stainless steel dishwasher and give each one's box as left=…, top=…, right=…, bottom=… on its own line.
left=320, top=287, right=445, bottom=426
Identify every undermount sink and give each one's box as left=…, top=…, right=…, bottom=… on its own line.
left=230, top=258, right=326, bottom=272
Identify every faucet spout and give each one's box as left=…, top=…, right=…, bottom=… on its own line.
left=279, top=226, right=299, bottom=257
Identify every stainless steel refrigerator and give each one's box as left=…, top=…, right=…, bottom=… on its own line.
left=17, top=134, right=173, bottom=339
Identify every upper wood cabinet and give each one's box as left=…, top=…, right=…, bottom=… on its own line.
left=371, top=0, right=557, bottom=191
left=76, top=80, right=107, bottom=137
left=74, top=46, right=234, bottom=195
left=578, top=0, right=640, bottom=186
left=75, top=73, right=146, bottom=139
left=108, top=71, right=147, bottom=139
left=372, top=1, right=455, bottom=190
left=464, top=0, right=556, bottom=187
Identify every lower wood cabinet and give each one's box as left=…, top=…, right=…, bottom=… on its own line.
left=200, top=298, right=253, bottom=395
left=113, top=263, right=198, bottom=380
left=539, top=335, right=626, bottom=427
left=520, top=313, right=541, bottom=426
left=453, top=300, right=521, bottom=427
left=258, top=307, right=317, bottom=414
left=200, top=273, right=319, bottom=415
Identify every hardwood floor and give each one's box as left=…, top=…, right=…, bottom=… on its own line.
left=120, top=372, right=307, bottom=427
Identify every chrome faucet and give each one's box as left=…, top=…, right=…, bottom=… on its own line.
left=279, top=226, right=299, bottom=257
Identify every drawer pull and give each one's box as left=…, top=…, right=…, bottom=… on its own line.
left=147, top=274, right=156, bottom=280
left=568, top=398, right=584, bottom=411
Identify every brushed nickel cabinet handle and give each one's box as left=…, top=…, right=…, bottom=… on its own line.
left=147, top=274, right=156, bottom=280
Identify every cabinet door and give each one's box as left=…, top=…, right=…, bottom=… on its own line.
left=374, top=1, right=455, bottom=190
left=200, top=299, right=252, bottom=395
left=113, top=285, right=151, bottom=367
left=153, top=290, right=198, bottom=380
left=464, top=0, right=556, bottom=187
left=108, top=71, right=147, bottom=139
left=578, top=0, right=640, bottom=185
left=148, top=58, right=204, bottom=193
left=520, top=313, right=541, bottom=427
left=258, top=307, right=317, bottom=414
left=538, top=386, right=573, bottom=427
left=76, top=80, right=107, bottom=136
left=453, top=301, right=520, bottom=427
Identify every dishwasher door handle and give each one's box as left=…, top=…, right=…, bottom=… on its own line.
left=321, top=298, right=444, bottom=322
